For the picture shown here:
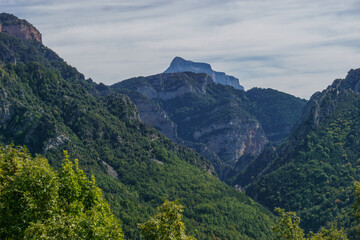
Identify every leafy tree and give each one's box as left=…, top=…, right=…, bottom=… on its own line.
left=0, top=145, right=123, bottom=239
left=273, top=208, right=305, bottom=240
left=273, top=208, right=348, bottom=240
left=139, top=200, right=196, bottom=240
left=307, top=225, right=348, bottom=240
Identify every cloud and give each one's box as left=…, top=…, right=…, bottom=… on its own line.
left=1, top=0, right=360, bottom=98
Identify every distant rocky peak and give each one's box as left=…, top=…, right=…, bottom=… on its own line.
left=169, top=56, right=213, bottom=73
left=334, top=68, right=360, bottom=93
left=0, top=13, right=42, bottom=43
left=164, top=57, right=244, bottom=90
left=298, top=68, right=360, bottom=133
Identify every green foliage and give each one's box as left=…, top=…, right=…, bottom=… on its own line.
left=244, top=71, right=360, bottom=234
left=0, top=13, right=30, bottom=26
left=112, top=73, right=306, bottom=182
left=307, top=226, right=348, bottom=240
left=0, top=145, right=123, bottom=239
left=273, top=208, right=305, bottom=240
left=113, top=74, right=306, bottom=145
left=139, top=200, right=196, bottom=240
left=273, top=208, right=348, bottom=240
left=246, top=88, right=307, bottom=142
left=0, top=27, right=275, bottom=239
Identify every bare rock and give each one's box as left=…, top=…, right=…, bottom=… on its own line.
left=0, top=13, right=42, bottom=43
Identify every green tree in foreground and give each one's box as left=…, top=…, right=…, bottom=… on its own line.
left=139, top=200, right=196, bottom=240
left=272, top=208, right=304, bottom=240
left=0, top=145, right=123, bottom=240
left=273, top=208, right=348, bottom=240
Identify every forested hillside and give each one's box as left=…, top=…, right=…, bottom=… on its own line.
left=235, top=69, right=360, bottom=235
left=0, top=13, right=274, bottom=239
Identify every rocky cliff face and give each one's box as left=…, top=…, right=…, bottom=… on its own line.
left=113, top=73, right=306, bottom=181
left=128, top=94, right=178, bottom=141
left=164, top=57, right=244, bottom=90
left=0, top=13, right=42, bottom=43
left=112, top=72, right=271, bottom=181
left=192, top=118, right=267, bottom=166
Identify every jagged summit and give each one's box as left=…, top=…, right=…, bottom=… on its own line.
left=329, top=68, right=360, bottom=93
left=0, top=13, right=42, bottom=43
left=164, top=56, right=244, bottom=90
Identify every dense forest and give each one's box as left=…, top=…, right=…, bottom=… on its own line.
left=0, top=14, right=274, bottom=239
left=2, top=12, right=360, bottom=240
left=235, top=69, right=360, bottom=237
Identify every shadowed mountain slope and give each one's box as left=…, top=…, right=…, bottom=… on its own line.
left=234, top=69, right=360, bottom=234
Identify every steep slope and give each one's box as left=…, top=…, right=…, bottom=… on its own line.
left=112, top=73, right=306, bottom=181
left=164, top=56, right=244, bottom=90
left=235, top=69, right=360, bottom=233
left=0, top=14, right=275, bottom=239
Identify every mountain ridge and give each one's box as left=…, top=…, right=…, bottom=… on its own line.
left=112, top=72, right=306, bottom=181
left=0, top=13, right=275, bottom=239
left=235, top=68, right=360, bottom=234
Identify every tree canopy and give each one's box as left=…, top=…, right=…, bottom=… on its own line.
left=139, top=200, right=196, bottom=240
left=0, top=145, right=123, bottom=239
left=273, top=207, right=348, bottom=240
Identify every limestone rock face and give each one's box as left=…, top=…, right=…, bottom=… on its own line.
left=193, top=119, right=267, bottom=165
left=111, top=72, right=267, bottom=181
left=164, top=57, right=244, bottom=90
left=0, top=13, right=42, bottom=43
left=136, top=72, right=212, bottom=100
left=112, top=71, right=306, bottom=181
left=1, top=24, right=42, bottom=43
left=131, top=96, right=178, bottom=142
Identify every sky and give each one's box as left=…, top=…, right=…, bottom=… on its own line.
left=1, top=0, right=360, bottom=99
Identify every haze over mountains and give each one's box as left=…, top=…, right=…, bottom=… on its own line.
left=1, top=12, right=360, bottom=239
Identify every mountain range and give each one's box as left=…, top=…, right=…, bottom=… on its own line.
left=1, top=12, right=360, bottom=239
left=0, top=13, right=274, bottom=239
left=164, top=56, right=244, bottom=90
left=112, top=72, right=306, bottom=181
